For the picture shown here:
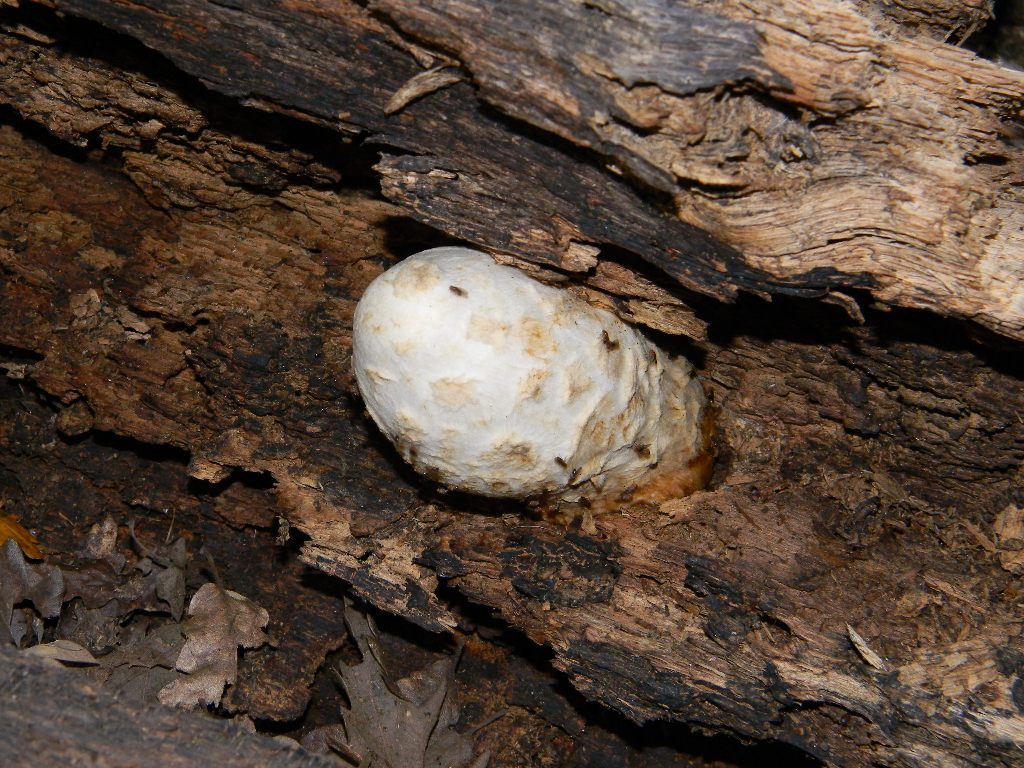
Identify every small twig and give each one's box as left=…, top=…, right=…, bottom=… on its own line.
left=126, top=518, right=149, bottom=559
left=164, top=507, right=176, bottom=545
left=200, top=546, right=223, bottom=588
left=325, top=732, right=364, bottom=767
left=847, top=624, right=889, bottom=672
left=466, top=708, right=507, bottom=734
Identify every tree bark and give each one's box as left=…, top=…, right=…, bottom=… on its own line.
left=1, top=2, right=1022, bottom=767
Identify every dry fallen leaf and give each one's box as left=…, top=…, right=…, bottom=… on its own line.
left=158, top=583, right=270, bottom=709
left=25, top=638, right=99, bottom=666
left=104, top=619, right=185, bottom=671
left=82, top=514, right=125, bottom=571
left=0, top=513, right=43, bottom=560
left=97, top=619, right=186, bottom=705
left=303, top=604, right=488, bottom=768
left=50, top=516, right=191, bottom=703
left=57, top=597, right=123, bottom=656
left=0, top=538, right=64, bottom=646
left=128, top=520, right=187, bottom=620
left=58, top=519, right=187, bottom=662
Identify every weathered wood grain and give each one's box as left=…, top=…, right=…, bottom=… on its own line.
left=1, top=4, right=1023, bottom=767
left=40, top=0, right=1024, bottom=341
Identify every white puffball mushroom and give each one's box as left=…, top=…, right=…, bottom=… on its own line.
left=352, top=247, right=712, bottom=506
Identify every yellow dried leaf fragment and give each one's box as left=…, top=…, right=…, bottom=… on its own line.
left=0, top=514, right=43, bottom=560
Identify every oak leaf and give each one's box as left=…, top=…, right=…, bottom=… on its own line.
left=158, top=583, right=269, bottom=709
left=304, top=604, right=488, bottom=768
left=0, top=539, right=64, bottom=646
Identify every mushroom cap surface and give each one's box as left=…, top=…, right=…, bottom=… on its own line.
left=352, top=247, right=707, bottom=501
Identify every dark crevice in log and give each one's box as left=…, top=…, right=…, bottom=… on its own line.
left=966, top=0, right=1024, bottom=64
left=87, top=431, right=192, bottom=466
left=188, top=467, right=278, bottom=498
left=0, top=104, right=91, bottom=161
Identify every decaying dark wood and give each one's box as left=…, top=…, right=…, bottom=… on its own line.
left=3, top=377, right=687, bottom=768
left=0, top=648, right=336, bottom=767
left=1, top=2, right=1023, bottom=767
left=35, top=0, right=1024, bottom=342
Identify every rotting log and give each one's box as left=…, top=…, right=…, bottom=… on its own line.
left=33, top=0, right=1024, bottom=341
left=0, top=2, right=1023, bottom=767
left=0, top=648, right=337, bottom=768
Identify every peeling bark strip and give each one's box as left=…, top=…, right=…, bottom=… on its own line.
left=47, top=0, right=1024, bottom=339
left=1, top=3, right=1024, bottom=767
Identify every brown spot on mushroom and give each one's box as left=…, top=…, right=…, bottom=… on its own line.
left=601, top=330, right=620, bottom=351
left=431, top=377, right=477, bottom=408
left=554, top=456, right=568, bottom=468
left=394, top=408, right=426, bottom=446
left=483, top=438, right=537, bottom=470
left=506, top=442, right=535, bottom=467
left=586, top=417, right=613, bottom=446
left=390, top=259, right=442, bottom=297
left=363, top=366, right=395, bottom=387
left=520, top=317, right=556, bottom=359
left=439, top=428, right=462, bottom=455
left=391, top=338, right=415, bottom=355
left=565, top=368, right=593, bottom=402
left=449, top=285, right=467, bottom=297
left=518, top=368, right=550, bottom=400
left=467, top=313, right=512, bottom=347
left=634, top=443, right=651, bottom=460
